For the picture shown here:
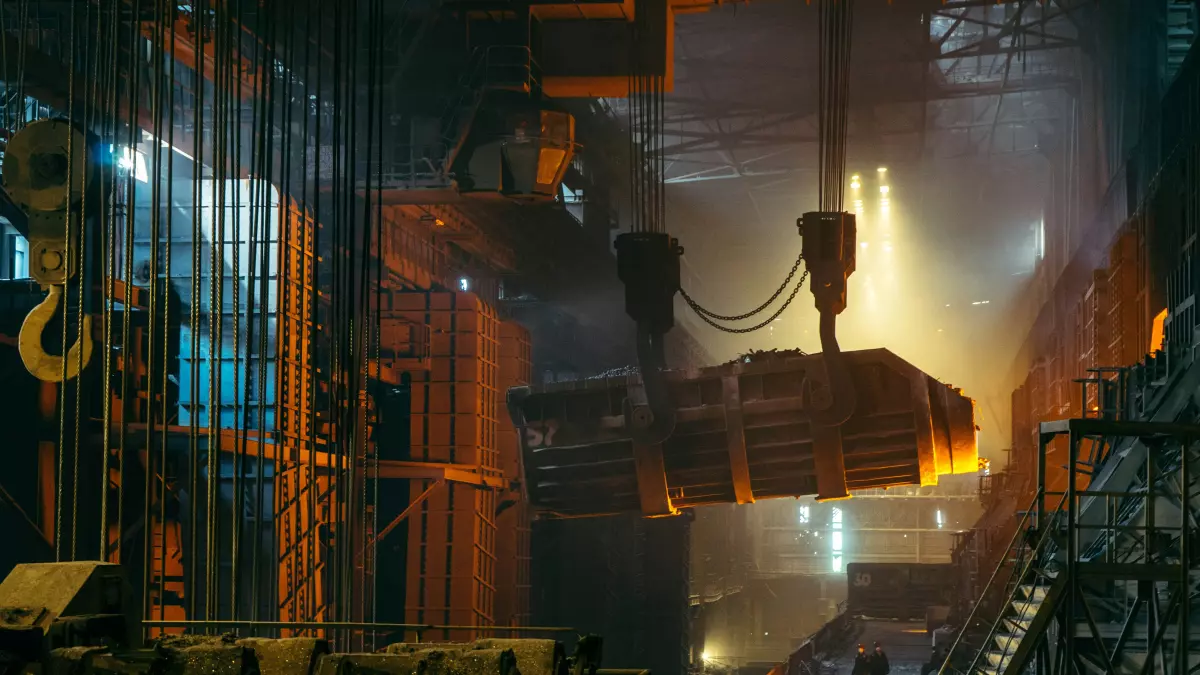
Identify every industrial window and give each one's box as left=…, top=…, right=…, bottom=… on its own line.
left=830, top=507, right=843, bottom=572
left=561, top=183, right=584, bottom=225
left=1, top=226, right=28, bottom=280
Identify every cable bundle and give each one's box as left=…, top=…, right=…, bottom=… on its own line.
left=680, top=0, right=855, bottom=334
left=627, top=0, right=666, bottom=234
left=818, top=0, right=854, bottom=213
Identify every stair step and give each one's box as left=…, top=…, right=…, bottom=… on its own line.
left=1004, top=618, right=1030, bottom=632
left=993, top=633, right=1023, bottom=652
left=1011, top=599, right=1043, bottom=619
left=985, top=652, right=1014, bottom=668
left=1019, top=584, right=1049, bottom=601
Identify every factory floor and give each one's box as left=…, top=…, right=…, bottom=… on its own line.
left=830, top=621, right=932, bottom=675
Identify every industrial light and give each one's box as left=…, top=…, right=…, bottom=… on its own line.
left=850, top=179, right=861, bottom=189
left=459, top=277, right=470, bottom=292
left=860, top=242, right=868, bottom=249
left=702, top=653, right=712, bottom=663
left=879, top=185, right=890, bottom=194
left=830, top=506, right=843, bottom=572
left=936, top=510, right=945, bottom=529
left=877, top=167, right=887, bottom=173
left=798, top=505, right=810, bottom=523
left=114, top=145, right=149, bottom=183
left=434, top=218, right=446, bottom=227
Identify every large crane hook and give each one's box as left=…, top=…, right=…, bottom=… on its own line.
left=19, top=286, right=94, bottom=382
left=2, top=119, right=96, bottom=382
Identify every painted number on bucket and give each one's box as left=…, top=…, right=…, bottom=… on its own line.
left=525, top=421, right=559, bottom=448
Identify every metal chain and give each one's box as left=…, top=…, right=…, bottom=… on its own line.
left=682, top=252, right=803, bottom=322
left=682, top=269, right=809, bottom=334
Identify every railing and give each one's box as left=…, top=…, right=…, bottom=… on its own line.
left=937, top=490, right=1068, bottom=675
left=371, top=139, right=451, bottom=191
left=442, top=45, right=541, bottom=146
left=772, top=601, right=856, bottom=675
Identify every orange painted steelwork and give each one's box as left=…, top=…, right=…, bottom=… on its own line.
left=141, top=16, right=260, bottom=103
left=1010, top=218, right=1152, bottom=498
left=494, top=321, right=532, bottom=630
left=397, top=292, right=501, bottom=642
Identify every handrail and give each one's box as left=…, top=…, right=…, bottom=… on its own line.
left=935, top=492, right=1036, bottom=675
left=937, top=489, right=1068, bottom=675
left=962, top=490, right=1068, bottom=675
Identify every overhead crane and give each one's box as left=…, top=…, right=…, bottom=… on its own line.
left=0, top=0, right=985, bottom=669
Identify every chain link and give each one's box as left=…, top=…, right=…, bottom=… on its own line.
left=682, top=269, right=809, bottom=334
left=681, top=253, right=804, bottom=322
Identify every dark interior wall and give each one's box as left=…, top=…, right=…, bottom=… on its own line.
left=531, top=514, right=692, bottom=675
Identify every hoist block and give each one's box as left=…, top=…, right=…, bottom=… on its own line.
left=507, top=348, right=978, bottom=518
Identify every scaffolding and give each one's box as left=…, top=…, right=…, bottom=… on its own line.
left=938, top=417, right=1199, bottom=675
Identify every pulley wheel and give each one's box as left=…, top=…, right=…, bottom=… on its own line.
left=2, top=119, right=92, bottom=213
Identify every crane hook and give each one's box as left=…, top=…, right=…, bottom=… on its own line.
left=18, top=285, right=94, bottom=382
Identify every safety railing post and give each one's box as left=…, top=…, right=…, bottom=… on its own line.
left=1065, top=430, right=1079, bottom=675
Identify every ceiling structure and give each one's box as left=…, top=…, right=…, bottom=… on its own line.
left=645, top=0, right=1090, bottom=437
left=656, top=0, right=1085, bottom=219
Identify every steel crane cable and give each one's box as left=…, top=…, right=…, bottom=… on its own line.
left=627, top=0, right=664, bottom=235
left=680, top=0, right=852, bottom=334
left=818, top=0, right=853, bottom=213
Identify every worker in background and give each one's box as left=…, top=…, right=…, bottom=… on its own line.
left=852, top=645, right=871, bottom=675
left=870, top=642, right=890, bottom=675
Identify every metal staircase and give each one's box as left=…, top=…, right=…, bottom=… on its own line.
left=939, top=492, right=1069, bottom=675
left=1166, top=0, right=1196, bottom=85
left=939, top=391, right=1200, bottom=675
left=979, top=574, right=1066, bottom=675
